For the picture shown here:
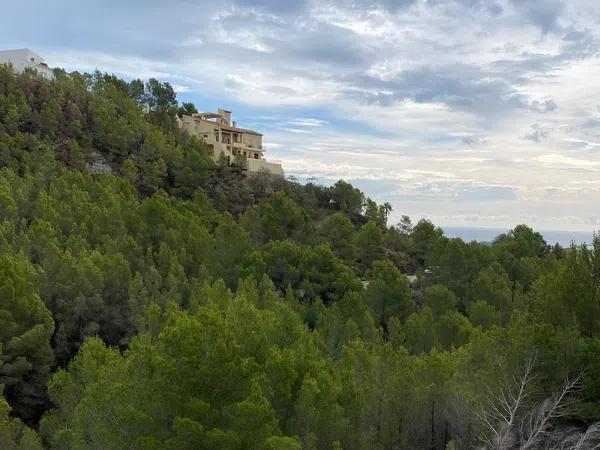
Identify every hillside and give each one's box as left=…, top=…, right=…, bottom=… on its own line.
left=1, top=65, right=600, bottom=449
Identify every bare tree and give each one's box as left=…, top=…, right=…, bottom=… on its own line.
left=477, top=355, right=537, bottom=449
left=519, top=373, right=583, bottom=450
left=476, top=354, right=597, bottom=450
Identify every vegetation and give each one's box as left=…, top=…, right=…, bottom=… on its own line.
left=0, top=64, right=599, bottom=449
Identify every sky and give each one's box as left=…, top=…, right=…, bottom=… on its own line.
left=2, top=0, right=600, bottom=232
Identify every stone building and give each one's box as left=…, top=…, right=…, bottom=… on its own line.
left=179, top=109, right=283, bottom=176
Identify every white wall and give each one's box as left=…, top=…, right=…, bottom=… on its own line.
left=0, top=49, right=53, bottom=79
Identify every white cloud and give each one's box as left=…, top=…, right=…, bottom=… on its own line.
left=534, top=153, right=600, bottom=170
left=172, top=84, right=191, bottom=93
left=563, top=137, right=600, bottom=148
left=286, top=118, right=327, bottom=127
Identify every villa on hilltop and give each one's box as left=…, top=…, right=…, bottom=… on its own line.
left=179, top=109, right=283, bottom=176
left=0, top=48, right=53, bottom=79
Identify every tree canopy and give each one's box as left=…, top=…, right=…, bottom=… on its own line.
left=0, top=63, right=599, bottom=450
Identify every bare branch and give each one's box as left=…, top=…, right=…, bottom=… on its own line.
left=478, top=354, right=537, bottom=449
left=519, top=372, right=583, bottom=450
left=544, top=422, right=600, bottom=450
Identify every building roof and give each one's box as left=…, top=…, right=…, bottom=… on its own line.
left=0, top=48, right=45, bottom=62
left=195, top=112, right=221, bottom=120
left=187, top=114, right=263, bottom=136
left=220, top=125, right=262, bottom=136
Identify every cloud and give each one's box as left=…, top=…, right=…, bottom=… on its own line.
left=581, top=117, right=600, bottom=128
left=286, top=118, right=328, bottom=127
left=534, top=153, right=600, bottom=171
left=509, top=0, right=565, bottom=34
left=172, top=84, right=191, bottom=93
left=347, top=64, right=561, bottom=119
left=524, top=124, right=549, bottom=142
left=562, top=138, right=600, bottom=149
left=233, top=0, right=309, bottom=14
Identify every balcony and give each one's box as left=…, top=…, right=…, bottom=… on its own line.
left=233, top=142, right=264, bottom=152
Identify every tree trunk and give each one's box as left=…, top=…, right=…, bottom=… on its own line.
left=431, top=399, right=436, bottom=450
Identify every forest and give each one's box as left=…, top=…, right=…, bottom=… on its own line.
left=0, top=64, right=600, bottom=450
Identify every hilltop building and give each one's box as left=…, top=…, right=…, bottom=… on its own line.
left=179, top=109, right=283, bottom=176
left=0, top=48, right=53, bottom=79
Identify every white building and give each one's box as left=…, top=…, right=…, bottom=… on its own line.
left=0, top=48, right=53, bottom=79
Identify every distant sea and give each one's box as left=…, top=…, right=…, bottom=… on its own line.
left=442, top=226, right=595, bottom=247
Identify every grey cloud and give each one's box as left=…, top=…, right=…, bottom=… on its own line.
left=510, top=0, right=565, bottom=33
left=280, top=24, right=374, bottom=68
left=224, top=75, right=298, bottom=97
left=490, top=53, right=560, bottom=82
left=531, top=99, right=557, bottom=112
left=563, top=30, right=588, bottom=42
left=377, top=0, right=419, bottom=12
left=587, top=216, right=600, bottom=226
left=395, top=181, right=517, bottom=203
left=490, top=31, right=599, bottom=85
left=333, top=0, right=418, bottom=13
left=233, top=0, right=308, bottom=14
left=461, top=137, right=489, bottom=146
left=457, top=186, right=517, bottom=202
left=486, top=2, right=503, bottom=16
left=347, top=64, right=556, bottom=118
left=559, top=28, right=600, bottom=61
left=582, top=118, right=600, bottom=129
left=426, top=0, right=503, bottom=16
left=223, top=76, right=243, bottom=89
left=524, top=125, right=549, bottom=143
left=0, top=0, right=205, bottom=61
left=209, top=8, right=375, bottom=71
left=267, top=86, right=298, bottom=96
left=230, top=0, right=416, bottom=19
